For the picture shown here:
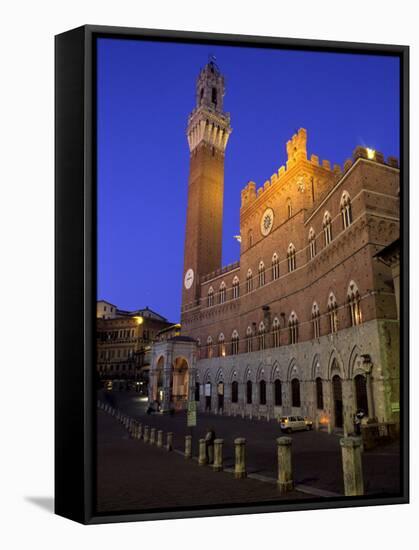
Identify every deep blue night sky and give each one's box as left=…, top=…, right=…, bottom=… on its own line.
left=97, top=38, right=399, bottom=323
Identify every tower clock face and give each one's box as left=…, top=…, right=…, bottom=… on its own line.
left=260, top=208, right=274, bottom=236
left=184, top=268, right=194, bottom=290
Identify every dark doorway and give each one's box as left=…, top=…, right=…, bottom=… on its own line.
left=194, top=382, right=200, bottom=402
left=246, top=380, right=252, bottom=404
left=274, top=379, right=282, bottom=406
left=332, top=375, right=343, bottom=428
left=217, top=382, right=224, bottom=411
left=232, top=381, right=238, bottom=403
left=355, top=374, right=369, bottom=415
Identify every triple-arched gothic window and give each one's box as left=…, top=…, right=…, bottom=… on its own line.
left=207, top=287, right=214, bottom=307
left=232, top=276, right=240, bottom=299
left=328, top=292, right=338, bottom=334
left=231, top=330, right=239, bottom=355
left=323, top=211, right=333, bottom=246
left=341, top=191, right=352, bottom=229
left=258, top=321, right=266, bottom=350
left=272, top=316, right=280, bottom=347
left=347, top=280, right=362, bottom=326
left=272, top=253, right=280, bottom=280
left=287, top=243, right=296, bottom=272
left=246, top=269, right=253, bottom=293
left=312, top=302, right=320, bottom=338
left=219, top=281, right=226, bottom=304
left=288, top=311, right=299, bottom=344
left=258, top=261, right=266, bottom=286
left=246, top=326, right=253, bottom=353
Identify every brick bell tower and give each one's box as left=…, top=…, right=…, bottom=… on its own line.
left=181, top=60, right=232, bottom=314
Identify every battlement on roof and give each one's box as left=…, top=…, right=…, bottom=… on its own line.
left=240, top=129, right=399, bottom=209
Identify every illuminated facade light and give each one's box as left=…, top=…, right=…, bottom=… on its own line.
left=134, top=316, right=144, bottom=324
left=366, top=148, right=375, bottom=160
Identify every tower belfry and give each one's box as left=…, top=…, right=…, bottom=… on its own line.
left=181, top=61, right=232, bottom=314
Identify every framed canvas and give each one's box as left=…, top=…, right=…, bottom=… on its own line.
left=55, top=25, right=409, bottom=524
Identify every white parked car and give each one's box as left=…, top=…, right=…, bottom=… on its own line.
left=280, top=415, right=313, bottom=433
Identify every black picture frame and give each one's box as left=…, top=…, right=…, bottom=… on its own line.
left=55, top=24, right=409, bottom=525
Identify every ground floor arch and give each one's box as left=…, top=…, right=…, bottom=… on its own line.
left=190, top=319, right=399, bottom=433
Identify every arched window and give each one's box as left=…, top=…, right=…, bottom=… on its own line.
left=316, top=377, right=324, bottom=409
left=288, top=311, right=299, bottom=344
left=259, top=380, right=267, bottom=405
left=272, top=253, right=279, bottom=280
left=287, top=243, right=296, bottom=272
left=231, top=380, right=239, bottom=403
left=206, top=336, right=213, bottom=358
left=207, top=287, right=214, bottom=307
left=291, top=378, right=301, bottom=407
left=231, top=330, right=239, bottom=355
left=219, top=281, right=226, bottom=304
left=232, top=276, right=240, bottom=299
left=258, top=261, right=266, bottom=287
left=218, top=333, right=226, bottom=357
left=274, top=379, right=282, bottom=406
left=328, top=292, right=338, bottom=334
left=246, top=269, right=253, bottom=293
left=246, top=380, right=253, bottom=404
left=348, top=281, right=362, bottom=326
left=272, top=317, right=280, bottom=348
left=248, top=229, right=253, bottom=249
left=308, top=227, right=316, bottom=259
left=287, top=197, right=292, bottom=219
left=246, top=326, right=253, bottom=353
left=354, top=374, right=368, bottom=414
left=323, top=211, right=333, bottom=246
left=312, top=302, right=320, bottom=339
left=341, top=191, right=352, bottom=229
left=258, top=321, right=266, bottom=350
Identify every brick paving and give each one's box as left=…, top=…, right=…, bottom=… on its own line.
left=96, top=410, right=310, bottom=513
left=103, top=391, right=402, bottom=497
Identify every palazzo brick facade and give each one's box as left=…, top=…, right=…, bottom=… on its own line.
left=149, top=61, right=400, bottom=434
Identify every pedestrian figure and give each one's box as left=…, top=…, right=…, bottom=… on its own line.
left=205, top=427, right=216, bottom=464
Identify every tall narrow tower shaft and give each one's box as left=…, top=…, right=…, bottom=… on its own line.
left=181, top=61, right=232, bottom=314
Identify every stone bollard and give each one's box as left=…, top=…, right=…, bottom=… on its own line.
left=143, top=425, right=150, bottom=443
left=328, top=421, right=333, bottom=434
left=340, top=437, right=364, bottom=496
left=198, top=438, right=207, bottom=466
left=185, top=435, right=192, bottom=459
left=157, top=430, right=163, bottom=448
left=277, top=437, right=294, bottom=493
left=234, top=438, right=247, bottom=478
left=166, top=432, right=173, bottom=451
left=213, top=439, right=224, bottom=472
left=150, top=427, right=156, bottom=445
